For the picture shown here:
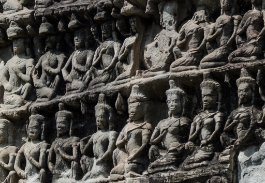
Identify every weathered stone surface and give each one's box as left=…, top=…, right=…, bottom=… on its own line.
left=1, top=0, right=265, bottom=182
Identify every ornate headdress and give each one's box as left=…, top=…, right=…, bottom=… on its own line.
left=39, top=17, right=56, bottom=35
left=94, top=0, right=113, bottom=23
left=236, top=68, right=256, bottom=88
left=166, top=80, right=185, bottom=97
left=28, top=113, right=45, bottom=141
left=129, top=85, right=149, bottom=103
left=68, top=13, right=83, bottom=30
left=201, top=72, right=221, bottom=92
left=95, top=93, right=114, bottom=130
left=55, top=103, right=73, bottom=120
left=7, top=21, right=25, bottom=40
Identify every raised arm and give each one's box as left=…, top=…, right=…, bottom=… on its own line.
left=58, top=140, right=79, bottom=161
left=128, top=128, right=151, bottom=162
left=16, top=59, right=34, bottom=83
left=28, top=143, right=48, bottom=169
left=97, top=131, right=118, bottom=163
left=150, top=126, right=166, bottom=145
left=62, top=53, right=74, bottom=81
left=48, top=144, right=55, bottom=173
left=14, top=146, right=26, bottom=179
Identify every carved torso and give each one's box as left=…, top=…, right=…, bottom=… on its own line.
left=155, top=117, right=190, bottom=149
left=215, top=14, right=234, bottom=46
left=52, top=137, right=79, bottom=174
left=242, top=10, right=263, bottom=41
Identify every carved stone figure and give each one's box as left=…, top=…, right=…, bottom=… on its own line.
left=170, top=9, right=209, bottom=72
left=81, top=93, right=118, bottom=182
left=200, top=0, right=241, bottom=69
left=115, top=17, right=142, bottom=80
left=185, top=73, right=224, bottom=170
left=0, top=119, right=18, bottom=183
left=143, top=1, right=178, bottom=74
left=148, top=80, right=191, bottom=173
left=1, top=0, right=25, bottom=14
left=0, top=21, right=34, bottom=108
left=62, top=15, right=94, bottom=93
left=110, top=85, right=152, bottom=180
left=14, top=114, right=48, bottom=183
left=228, top=0, right=265, bottom=63
left=221, top=69, right=261, bottom=150
left=48, top=103, right=81, bottom=181
left=83, top=20, right=121, bottom=87
left=32, top=18, right=66, bottom=101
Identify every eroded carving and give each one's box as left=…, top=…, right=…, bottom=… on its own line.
left=15, top=114, right=48, bottom=183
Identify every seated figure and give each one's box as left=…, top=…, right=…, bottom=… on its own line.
left=115, top=17, right=141, bottom=81
left=148, top=80, right=191, bottom=173
left=200, top=0, right=241, bottom=69
left=0, top=21, right=34, bottom=108
left=185, top=73, right=224, bottom=170
left=83, top=21, right=121, bottom=87
left=32, top=18, right=66, bottom=101
left=170, top=9, right=209, bottom=72
left=0, top=119, right=18, bottom=183
left=110, top=85, right=152, bottom=181
left=143, top=1, right=178, bottom=74
left=81, top=93, right=118, bottom=182
left=62, top=15, right=94, bottom=93
left=48, top=103, right=81, bottom=181
left=221, top=69, right=261, bottom=150
left=15, top=114, right=49, bottom=183
left=228, top=0, right=265, bottom=63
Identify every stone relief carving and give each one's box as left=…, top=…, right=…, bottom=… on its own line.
left=110, top=85, right=152, bottom=181
left=48, top=103, right=81, bottom=181
left=0, top=21, right=34, bottom=108
left=62, top=14, right=94, bottom=93
left=185, top=73, right=224, bottom=170
left=148, top=80, right=191, bottom=173
left=81, top=93, right=118, bottom=182
left=0, top=119, right=18, bottom=183
left=228, top=0, right=264, bottom=63
left=143, top=0, right=178, bottom=74
left=15, top=114, right=48, bottom=183
left=1, top=0, right=265, bottom=182
left=32, top=18, right=66, bottom=101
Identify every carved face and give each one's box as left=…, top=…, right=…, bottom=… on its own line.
left=167, top=94, right=182, bottom=115
left=56, top=116, right=70, bottom=136
left=128, top=102, right=145, bottom=121
left=202, top=87, right=218, bottom=110
left=74, top=30, right=85, bottom=49
left=238, top=83, right=253, bottom=105
left=95, top=109, right=108, bottom=130
left=129, top=17, right=137, bottom=33
left=28, top=118, right=42, bottom=140
left=101, top=22, right=112, bottom=40
left=45, top=35, right=57, bottom=50
left=13, top=38, right=25, bottom=55
left=192, top=10, right=209, bottom=23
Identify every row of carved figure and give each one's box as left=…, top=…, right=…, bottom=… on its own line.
left=0, top=68, right=264, bottom=182
left=1, top=0, right=265, bottom=108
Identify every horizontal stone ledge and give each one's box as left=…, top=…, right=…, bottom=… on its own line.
left=1, top=60, right=265, bottom=113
